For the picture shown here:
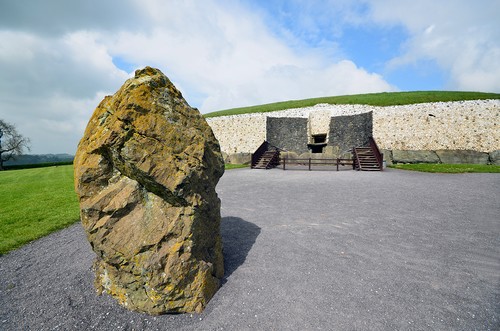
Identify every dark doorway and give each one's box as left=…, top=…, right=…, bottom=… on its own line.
left=308, top=134, right=327, bottom=153
left=312, top=134, right=327, bottom=144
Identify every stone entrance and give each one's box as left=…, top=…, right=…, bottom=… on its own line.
left=265, top=111, right=373, bottom=157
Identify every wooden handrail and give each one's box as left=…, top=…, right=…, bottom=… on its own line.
left=368, top=137, right=383, bottom=171
left=251, top=140, right=269, bottom=168
left=352, top=147, right=361, bottom=170
left=282, top=157, right=354, bottom=171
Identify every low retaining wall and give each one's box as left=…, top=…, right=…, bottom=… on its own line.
left=382, top=149, right=500, bottom=165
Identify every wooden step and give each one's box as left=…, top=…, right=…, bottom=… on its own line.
left=354, top=147, right=381, bottom=171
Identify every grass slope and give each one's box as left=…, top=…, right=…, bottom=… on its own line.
left=204, top=91, right=500, bottom=118
left=0, top=165, right=80, bottom=255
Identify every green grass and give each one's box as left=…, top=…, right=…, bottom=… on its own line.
left=4, top=161, right=73, bottom=171
left=225, top=163, right=248, bottom=170
left=0, top=165, right=80, bottom=255
left=204, top=91, right=500, bottom=118
left=389, top=163, right=500, bottom=173
left=0, top=162, right=249, bottom=254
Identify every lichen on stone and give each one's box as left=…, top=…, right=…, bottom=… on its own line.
left=74, top=67, right=224, bottom=314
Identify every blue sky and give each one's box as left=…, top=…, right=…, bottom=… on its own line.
left=245, top=0, right=448, bottom=91
left=0, top=0, right=499, bottom=154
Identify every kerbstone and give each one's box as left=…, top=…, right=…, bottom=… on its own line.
left=436, top=149, right=489, bottom=164
left=489, top=150, right=500, bottom=165
left=392, top=150, right=440, bottom=164
left=226, top=152, right=252, bottom=165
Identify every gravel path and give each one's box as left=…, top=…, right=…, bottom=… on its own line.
left=1, top=168, right=499, bottom=330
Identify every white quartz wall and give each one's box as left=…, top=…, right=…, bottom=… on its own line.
left=308, top=109, right=332, bottom=138
left=206, top=100, right=500, bottom=154
left=372, top=100, right=499, bottom=152
left=206, top=114, right=266, bottom=154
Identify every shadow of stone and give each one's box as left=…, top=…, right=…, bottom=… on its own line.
left=220, top=216, right=261, bottom=283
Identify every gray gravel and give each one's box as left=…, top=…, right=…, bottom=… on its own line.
left=1, top=168, right=499, bottom=330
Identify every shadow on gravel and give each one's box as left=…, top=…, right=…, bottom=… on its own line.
left=220, top=216, right=261, bottom=283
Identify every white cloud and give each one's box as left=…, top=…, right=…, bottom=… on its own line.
left=0, top=29, right=128, bottom=154
left=106, top=0, right=393, bottom=112
left=0, top=0, right=402, bottom=154
left=367, top=0, right=500, bottom=91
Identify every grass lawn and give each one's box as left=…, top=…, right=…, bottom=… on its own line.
left=0, top=163, right=251, bottom=254
left=0, top=165, right=80, bottom=255
left=389, top=163, right=500, bottom=173
left=225, top=163, right=248, bottom=170
left=205, top=91, right=500, bottom=118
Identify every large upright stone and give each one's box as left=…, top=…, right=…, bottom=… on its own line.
left=74, top=67, right=225, bottom=314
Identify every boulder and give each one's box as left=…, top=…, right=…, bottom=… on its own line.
left=281, top=151, right=300, bottom=160
left=323, top=146, right=339, bottom=157
left=435, top=149, right=489, bottom=164
left=392, top=150, right=440, bottom=164
left=299, top=152, right=325, bottom=160
left=226, top=152, right=252, bottom=165
left=74, top=67, right=224, bottom=314
left=488, top=150, right=500, bottom=165
left=380, top=149, right=393, bottom=166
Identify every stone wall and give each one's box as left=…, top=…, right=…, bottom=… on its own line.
left=267, top=117, right=309, bottom=153
left=205, top=114, right=266, bottom=154
left=372, top=100, right=500, bottom=152
left=205, top=99, right=500, bottom=158
left=382, top=149, right=497, bottom=165
left=308, top=109, right=331, bottom=137
left=329, top=112, right=372, bottom=153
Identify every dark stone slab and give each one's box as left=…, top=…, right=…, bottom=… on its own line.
left=266, top=117, right=309, bottom=153
left=329, top=111, right=372, bottom=153
left=392, top=150, right=440, bottom=164
left=489, top=150, right=500, bottom=165
left=436, top=149, right=489, bottom=164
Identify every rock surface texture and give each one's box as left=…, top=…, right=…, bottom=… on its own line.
left=74, top=67, right=224, bottom=314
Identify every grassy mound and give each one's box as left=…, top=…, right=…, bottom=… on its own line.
left=204, top=91, right=500, bottom=118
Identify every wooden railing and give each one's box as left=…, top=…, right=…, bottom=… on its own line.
left=268, top=149, right=281, bottom=169
left=251, top=141, right=270, bottom=168
left=352, top=147, right=362, bottom=170
left=282, top=157, right=354, bottom=171
left=368, top=137, right=383, bottom=171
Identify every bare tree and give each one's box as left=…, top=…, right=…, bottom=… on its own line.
left=0, top=120, right=31, bottom=170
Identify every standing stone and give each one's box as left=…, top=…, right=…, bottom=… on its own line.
left=74, top=67, right=225, bottom=314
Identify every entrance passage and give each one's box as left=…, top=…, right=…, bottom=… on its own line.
left=308, top=133, right=327, bottom=153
